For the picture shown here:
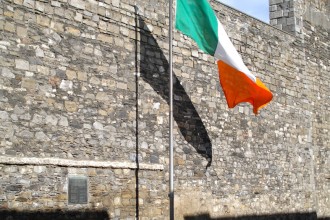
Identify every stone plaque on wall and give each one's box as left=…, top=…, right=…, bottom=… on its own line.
left=68, top=176, right=88, bottom=204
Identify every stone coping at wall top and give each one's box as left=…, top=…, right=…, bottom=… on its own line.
left=0, top=156, right=164, bottom=171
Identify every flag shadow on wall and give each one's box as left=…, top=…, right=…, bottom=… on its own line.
left=138, top=15, right=213, bottom=167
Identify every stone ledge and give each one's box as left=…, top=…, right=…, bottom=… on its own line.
left=0, top=156, right=164, bottom=171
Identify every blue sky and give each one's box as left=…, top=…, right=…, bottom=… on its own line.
left=218, top=0, right=269, bottom=23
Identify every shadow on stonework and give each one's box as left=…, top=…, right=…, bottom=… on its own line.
left=137, top=14, right=213, bottom=167
left=0, top=210, right=109, bottom=220
left=184, top=212, right=330, bottom=220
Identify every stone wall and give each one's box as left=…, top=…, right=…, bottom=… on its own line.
left=0, top=0, right=329, bottom=219
left=0, top=164, right=165, bottom=219
left=270, top=0, right=330, bottom=217
left=270, top=0, right=298, bottom=33
left=299, top=1, right=330, bottom=217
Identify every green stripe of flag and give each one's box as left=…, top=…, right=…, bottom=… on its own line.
left=175, top=0, right=219, bottom=55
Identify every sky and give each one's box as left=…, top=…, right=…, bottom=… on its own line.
left=218, top=0, right=269, bottom=23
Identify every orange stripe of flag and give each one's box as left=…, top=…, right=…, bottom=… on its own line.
left=217, top=60, right=273, bottom=114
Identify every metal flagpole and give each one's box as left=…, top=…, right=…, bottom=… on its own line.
left=168, top=0, right=174, bottom=218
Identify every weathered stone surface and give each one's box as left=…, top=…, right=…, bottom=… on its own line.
left=59, top=80, right=73, bottom=91
left=35, top=131, right=50, bottom=141
left=21, top=78, right=37, bottom=90
left=17, top=26, right=28, bottom=37
left=66, top=27, right=81, bottom=36
left=69, top=0, right=85, bottom=10
left=77, top=71, right=87, bottom=81
left=64, top=101, right=77, bottom=112
left=15, top=59, right=30, bottom=70
left=95, top=92, right=109, bottom=101
left=45, top=115, right=58, bottom=126
left=58, top=116, right=69, bottom=127
left=1, top=68, right=15, bottom=78
left=4, top=22, right=15, bottom=33
left=0, top=111, right=9, bottom=120
left=66, top=69, right=77, bottom=80
left=36, top=65, right=50, bottom=75
left=97, top=33, right=113, bottom=43
left=35, top=47, right=44, bottom=57
left=93, top=121, right=103, bottom=130
left=37, top=15, right=50, bottom=27
left=90, top=76, right=100, bottom=85
left=31, top=114, right=43, bottom=125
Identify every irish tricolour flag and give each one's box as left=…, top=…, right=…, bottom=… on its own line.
left=176, top=0, right=273, bottom=114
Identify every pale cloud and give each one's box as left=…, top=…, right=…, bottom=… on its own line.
left=218, top=0, right=269, bottom=23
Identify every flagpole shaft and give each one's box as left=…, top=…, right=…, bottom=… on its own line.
left=169, top=0, right=174, bottom=218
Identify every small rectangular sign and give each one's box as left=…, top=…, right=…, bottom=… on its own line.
left=68, top=176, right=88, bottom=204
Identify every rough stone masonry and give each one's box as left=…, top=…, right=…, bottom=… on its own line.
left=0, top=0, right=329, bottom=219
